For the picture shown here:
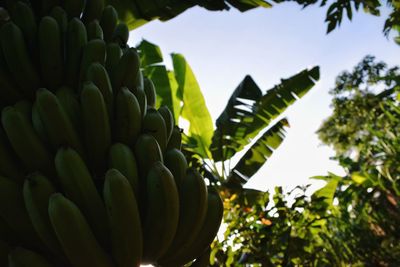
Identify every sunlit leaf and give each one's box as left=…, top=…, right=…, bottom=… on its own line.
left=312, top=175, right=340, bottom=206
left=172, top=53, right=214, bottom=158
left=351, top=172, right=367, bottom=184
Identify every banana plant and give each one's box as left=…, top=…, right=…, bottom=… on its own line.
left=137, top=39, right=320, bottom=192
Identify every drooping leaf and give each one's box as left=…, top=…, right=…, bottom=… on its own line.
left=228, top=118, right=288, bottom=186
left=210, top=75, right=263, bottom=161
left=172, top=53, right=214, bottom=158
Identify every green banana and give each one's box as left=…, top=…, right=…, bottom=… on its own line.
left=50, top=6, right=68, bottom=58
left=48, top=193, right=113, bottom=267
left=167, top=126, right=182, bottom=150
left=134, top=134, right=163, bottom=181
left=32, top=102, right=51, bottom=148
left=100, top=5, right=118, bottom=42
left=0, top=216, right=21, bottom=246
left=54, top=147, right=110, bottom=249
left=13, top=99, right=32, bottom=124
left=136, top=70, right=144, bottom=92
left=104, top=169, right=142, bottom=267
left=0, top=51, right=24, bottom=105
left=142, top=161, right=179, bottom=264
left=0, top=240, right=9, bottom=266
left=159, top=169, right=208, bottom=262
left=1, top=106, right=53, bottom=175
left=39, top=0, right=61, bottom=15
left=143, top=77, right=156, bottom=108
left=86, top=19, right=104, bottom=40
left=79, top=39, right=106, bottom=85
left=65, top=18, right=87, bottom=89
left=112, top=23, right=129, bottom=47
left=158, top=106, right=174, bottom=142
left=142, top=108, right=168, bottom=152
left=50, top=6, right=68, bottom=36
left=85, top=62, right=113, bottom=123
left=0, top=175, right=44, bottom=250
left=114, top=87, right=141, bottom=146
left=0, top=21, right=40, bottom=97
left=0, top=127, right=24, bottom=183
left=108, top=142, right=139, bottom=198
left=159, top=187, right=223, bottom=266
left=35, top=88, right=84, bottom=156
left=134, top=134, right=163, bottom=216
left=105, top=42, right=122, bottom=84
left=38, top=16, right=64, bottom=90
left=112, top=47, right=140, bottom=92
left=164, top=148, right=187, bottom=188
left=82, top=0, right=105, bottom=23
left=80, top=82, right=111, bottom=173
left=8, top=247, right=54, bottom=267
left=55, top=86, right=82, bottom=136
left=8, top=1, right=37, bottom=53
left=23, top=173, right=65, bottom=259
left=63, top=0, right=85, bottom=18
left=136, top=87, right=148, bottom=119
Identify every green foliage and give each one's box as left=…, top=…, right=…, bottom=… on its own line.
left=137, top=39, right=319, bottom=189
left=107, top=0, right=400, bottom=42
left=212, top=186, right=336, bottom=266
left=213, top=56, right=400, bottom=266
left=315, top=56, right=400, bottom=265
left=172, top=53, right=214, bottom=159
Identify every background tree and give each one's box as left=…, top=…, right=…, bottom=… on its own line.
left=316, top=55, right=400, bottom=266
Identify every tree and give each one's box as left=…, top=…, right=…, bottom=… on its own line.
left=316, top=56, right=400, bottom=266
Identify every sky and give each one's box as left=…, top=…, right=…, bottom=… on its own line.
left=128, top=3, right=399, bottom=193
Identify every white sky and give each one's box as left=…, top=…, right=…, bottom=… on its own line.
left=128, top=3, right=399, bottom=194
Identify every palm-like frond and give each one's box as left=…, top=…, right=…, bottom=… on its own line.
left=227, top=118, right=288, bottom=186
left=211, top=67, right=320, bottom=162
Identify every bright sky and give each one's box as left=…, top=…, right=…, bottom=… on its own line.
left=128, top=4, right=399, bottom=193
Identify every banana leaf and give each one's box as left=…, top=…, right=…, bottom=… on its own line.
left=210, top=75, right=263, bottom=161
left=137, top=40, right=214, bottom=153
left=227, top=118, right=288, bottom=186
left=210, top=66, right=320, bottom=162
left=172, top=53, right=214, bottom=159
left=137, top=40, right=181, bottom=121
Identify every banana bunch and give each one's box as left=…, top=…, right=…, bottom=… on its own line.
left=0, top=1, right=223, bottom=266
